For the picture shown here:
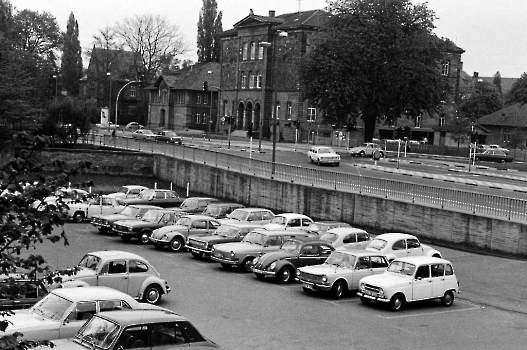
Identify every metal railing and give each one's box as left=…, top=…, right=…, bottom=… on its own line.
left=81, top=134, right=527, bottom=222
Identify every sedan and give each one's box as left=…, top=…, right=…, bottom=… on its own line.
left=307, top=146, right=340, bottom=166
left=348, top=142, right=384, bottom=157
left=474, top=150, right=513, bottom=163
left=125, top=122, right=144, bottom=131
left=131, top=129, right=156, bottom=140
left=155, top=130, right=183, bottom=144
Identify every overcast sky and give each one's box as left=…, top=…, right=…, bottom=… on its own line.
left=10, top=0, right=527, bottom=78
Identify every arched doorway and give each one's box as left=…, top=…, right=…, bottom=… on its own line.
left=246, top=101, right=253, bottom=131
left=237, top=102, right=245, bottom=130
left=254, top=102, right=261, bottom=136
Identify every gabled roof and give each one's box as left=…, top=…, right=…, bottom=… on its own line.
left=88, top=47, right=141, bottom=80
left=478, top=103, right=527, bottom=128
left=149, top=62, right=221, bottom=91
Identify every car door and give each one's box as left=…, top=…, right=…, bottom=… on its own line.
left=430, top=263, right=446, bottom=298
left=370, top=255, right=389, bottom=275
left=406, top=238, right=425, bottom=257
left=97, top=260, right=129, bottom=295
left=390, top=239, right=409, bottom=259
left=100, top=197, right=120, bottom=216
left=412, top=264, right=433, bottom=301
left=127, top=260, right=151, bottom=299
left=61, top=301, right=97, bottom=338
left=298, top=244, right=320, bottom=268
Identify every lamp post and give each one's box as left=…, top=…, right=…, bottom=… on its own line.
left=207, top=70, right=213, bottom=141
left=107, top=72, right=112, bottom=129
left=52, top=75, right=58, bottom=102
left=116, top=80, right=140, bottom=128
left=259, top=42, right=272, bottom=153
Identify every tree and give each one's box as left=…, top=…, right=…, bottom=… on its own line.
left=447, top=117, right=471, bottom=147
left=459, top=80, right=503, bottom=119
left=299, top=0, right=445, bottom=142
left=197, top=0, right=223, bottom=63
left=493, top=71, right=502, bottom=95
left=60, top=12, right=83, bottom=96
left=115, top=14, right=188, bottom=84
left=505, top=72, right=527, bottom=106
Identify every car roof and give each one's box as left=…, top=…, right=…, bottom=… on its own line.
left=51, top=286, right=133, bottom=301
left=326, top=227, right=368, bottom=235
left=181, top=214, right=219, bottom=220
left=88, top=250, right=147, bottom=261
left=332, top=249, right=385, bottom=258
left=222, top=222, right=262, bottom=228
left=207, top=202, right=244, bottom=207
left=393, top=256, right=451, bottom=265
left=183, top=197, right=217, bottom=201
left=374, top=232, right=416, bottom=241
left=121, top=185, right=147, bottom=189
left=251, top=229, right=309, bottom=236
left=285, top=238, right=332, bottom=246
left=128, top=205, right=162, bottom=209
left=233, top=207, right=273, bottom=213
left=274, top=213, right=311, bottom=219
left=96, top=309, right=184, bottom=325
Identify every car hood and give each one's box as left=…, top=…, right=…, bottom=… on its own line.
left=349, top=146, right=364, bottom=151
left=49, top=266, right=97, bottom=286
left=151, top=225, right=189, bottom=238
left=359, top=272, right=408, bottom=288
left=114, top=219, right=150, bottom=227
left=257, top=251, right=295, bottom=266
left=6, top=309, right=56, bottom=332
left=93, top=214, right=131, bottom=221
left=47, top=339, right=84, bottom=350
left=214, top=242, right=262, bottom=253
left=262, top=223, right=285, bottom=230
left=299, top=264, right=351, bottom=276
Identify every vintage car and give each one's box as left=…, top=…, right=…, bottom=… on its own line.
left=32, top=187, right=91, bottom=211
left=211, top=229, right=312, bottom=271
left=474, top=149, right=513, bottom=163
left=125, top=122, right=144, bottom=131
left=307, top=146, right=341, bottom=166
left=5, top=286, right=160, bottom=341
left=0, top=278, right=48, bottom=311
left=47, top=250, right=170, bottom=304
left=304, top=221, right=351, bottom=236
left=150, top=215, right=221, bottom=252
left=118, top=188, right=185, bottom=208
left=262, top=213, right=314, bottom=231
left=175, top=197, right=220, bottom=214
left=365, top=233, right=442, bottom=262
left=113, top=208, right=182, bottom=244
left=90, top=204, right=161, bottom=233
left=348, top=142, right=384, bottom=157
left=186, top=222, right=263, bottom=258
left=203, top=202, right=246, bottom=219
left=218, top=207, right=275, bottom=225
left=298, top=250, right=389, bottom=299
left=488, top=144, right=510, bottom=153
left=131, top=129, right=156, bottom=140
left=50, top=309, right=222, bottom=349
left=105, top=185, right=148, bottom=199
left=357, top=256, right=460, bottom=311
left=67, top=195, right=123, bottom=223
left=251, top=239, right=334, bottom=283
left=155, top=130, right=183, bottom=144
left=319, top=227, right=372, bottom=250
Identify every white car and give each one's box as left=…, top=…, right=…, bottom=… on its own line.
left=357, top=256, right=460, bottom=311
left=106, top=185, right=148, bottom=199
left=365, top=232, right=442, bottom=262
left=263, top=213, right=314, bottom=231
left=67, top=195, right=123, bottom=223
left=488, top=144, right=510, bottom=153
left=131, top=129, right=156, bottom=140
left=348, top=142, right=384, bottom=157
left=307, top=146, right=340, bottom=166
left=319, top=227, right=372, bottom=250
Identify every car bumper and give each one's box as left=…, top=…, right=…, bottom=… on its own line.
left=116, top=230, right=137, bottom=238
left=252, top=268, right=276, bottom=277
left=298, top=279, right=332, bottom=292
left=317, top=159, right=340, bottom=163
left=356, top=291, right=390, bottom=303
left=188, top=247, right=212, bottom=256
left=150, top=237, right=170, bottom=245
left=210, top=255, right=239, bottom=266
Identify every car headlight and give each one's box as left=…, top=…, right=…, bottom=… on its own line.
left=378, top=288, right=385, bottom=298
left=269, top=262, right=277, bottom=271
left=322, top=275, right=328, bottom=283
left=162, top=234, right=169, bottom=240
left=229, top=251, right=235, bottom=258
left=360, top=283, right=365, bottom=291
left=252, top=257, right=259, bottom=264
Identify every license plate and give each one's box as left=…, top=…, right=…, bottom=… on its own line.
left=302, top=283, right=314, bottom=290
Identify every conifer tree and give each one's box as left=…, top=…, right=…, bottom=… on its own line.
left=61, top=12, right=83, bottom=96
left=197, top=0, right=223, bottom=63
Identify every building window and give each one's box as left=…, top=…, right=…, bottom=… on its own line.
left=197, top=94, right=202, bottom=104
left=242, top=42, right=248, bottom=60
left=275, top=102, right=280, bottom=120
left=442, top=61, right=450, bottom=76
left=439, top=115, right=446, bottom=127
left=415, top=115, right=422, bottom=128
left=250, top=42, right=256, bottom=60
left=256, top=71, right=262, bottom=88
left=248, top=71, right=254, bottom=89
left=241, top=72, right=246, bottom=89
left=258, top=45, right=264, bottom=59
left=286, top=102, right=292, bottom=120
left=129, top=85, right=136, bottom=98
left=195, top=112, right=201, bottom=124
left=503, top=133, right=511, bottom=142
left=204, top=93, right=208, bottom=104
left=308, top=107, right=316, bottom=122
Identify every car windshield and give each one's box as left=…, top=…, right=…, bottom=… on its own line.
left=320, top=232, right=338, bottom=242
left=325, top=251, right=356, bottom=267
left=30, top=293, right=73, bottom=321
left=117, top=187, right=128, bottom=194
left=387, top=261, right=416, bottom=276
left=227, top=210, right=248, bottom=221
left=138, top=190, right=154, bottom=199
left=270, top=216, right=287, bottom=225
left=142, top=210, right=165, bottom=223
left=75, top=315, right=120, bottom=348
left=78, top=254, right=101, bottom=270
left=367, top=238, right=387, bottom=250
left=242, top=231, right=266, bottom=245
left=119, top=206, right=140, bottom=217
left=280, top=240, right=302, bottom=253
left=175, top=217, right=193, bottom=227
left=213, top=225, right=239, bottom=237
left=318, top=147, right=333, bottom=154
left=204, top=206, right=222, bottom=216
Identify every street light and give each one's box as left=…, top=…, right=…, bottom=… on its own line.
left=52, top=75, right=58, bottom=103
left=107, top=72, right=112, bottom=128
left=115, top=80, right=141, bottom=128
left=259, top=41, right=271, bottom=153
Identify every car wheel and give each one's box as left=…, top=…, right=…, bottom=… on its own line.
left=143, top=284, right=162, bottom=305
left=441, top=291, right=455, bottom=307
left=390, top=293, right=405, bottom=311
left=191, top=251, right=203, bottom=259
left=331, top=281, right=346, bottom=299
left=277, top=267, right=294, bottom=284
left=169, top=237, right=185, bottom=252
left=241, top=258, right=253, bottom=272
left=310, top=157, right=314, bottom=164
left=73, top=212, right=85, bottom=223
left=359, top=151, right=366, bottom=157
left=139, top=231, right=151, bottom=244
left=360, top=296, right=371, bottom=304
left=379, top=151, right=384, bottom=158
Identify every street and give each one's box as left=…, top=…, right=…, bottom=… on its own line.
left=24, top=222, right=527, bottom=350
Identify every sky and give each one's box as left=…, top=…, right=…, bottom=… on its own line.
left=10, top=0, right=527, bottom=78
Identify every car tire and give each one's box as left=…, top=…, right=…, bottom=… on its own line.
left=73, top=212, right=85, bottom=223
left=331, top=280, right=346, bottom=299
left=441, top=290, right=455, bottom=307
left=241, top=258, right=253, bottom=272
left=360, top=296, right=371, bottom=305
left=143, top=284, right=162, bottom=305
left=359, top=151, right=366, bottom=157
left=277, top=267, right=294, bottom=284
left=390, top=293, right=405, bottom=311
left=139, top=231, right=151, bottom=245
left=255, top=273, right=265, bottom=280
left=500, top=159, right=506, bottom=164
left=169, top=237, right=185, bottom=252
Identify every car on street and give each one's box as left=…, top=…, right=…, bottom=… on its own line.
left=131, top=129, right=156, bottom=140
left=319, top=227, right=372, bottom=250
left=118, top=189, right=185, bottom=208
left=251, top=239, right=334, bottom=283
left=155, top=130, right=183, bottom=144
left=262, top=213, right=314, bottom=231
left=5, top=286, right=160, bottom=341
left=218, top=207, right=275, bottom=225
left=50, top=309, right=222, bottom=349
left=474, top=149, right=513, bottom=163
left=488, top=144, right=510, bottom=153
left=348, top=142, right=384, bottom=157
left=365, top=233, right=442, bottom=262
left=90, top=204, right=161, bottom=233
left=307, top=146, right=340, bottom=166
left=304, top=221, right=351, bottom=236
left=298, top=250, right=389, bottom=299
left=67, top=195, right=123, bottom=223
left=113, top=208, right=183, bottom=244
left=150, top=214, right=221, bottom=252
left=0, top=278, right=48, bottom=311
left=186, top=222, right=263, bottom=258
left=210, top=229, right=312, bottom=271
left=202, top=202, right=246, bottom=219
left=47, top=251, right=170, bottom=305
left=106, top=185, right=148, bottom=199
left=125, top=122, right=144, bottom=131
left=357, top=256, right=460, bottom=311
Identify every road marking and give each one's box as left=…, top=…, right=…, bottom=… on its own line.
left=375, top=300, right=481, bottom=319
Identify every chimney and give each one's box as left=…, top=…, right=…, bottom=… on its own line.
left=269, top=10, right=275, bottom=17
left=473, top=72, right=479, bottom=79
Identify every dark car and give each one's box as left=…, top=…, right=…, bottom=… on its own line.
left=113, top=208, right=183, bottom=244
left=202, top=202, right=246, bottom=219
left=119, top=189, right=185, bottom=208
left=175, top=197, right=220, bottom=214
left=474, top=150, right=513, bottom=163
left=155, top=130, right=183, bottom=144
left=186, top=222, right=263, bottom=258
left=0, top=278, right=48, bottom=311
left=90, top=204, right=161, bottom=233
left=251, top=239, right=335, bottom=283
